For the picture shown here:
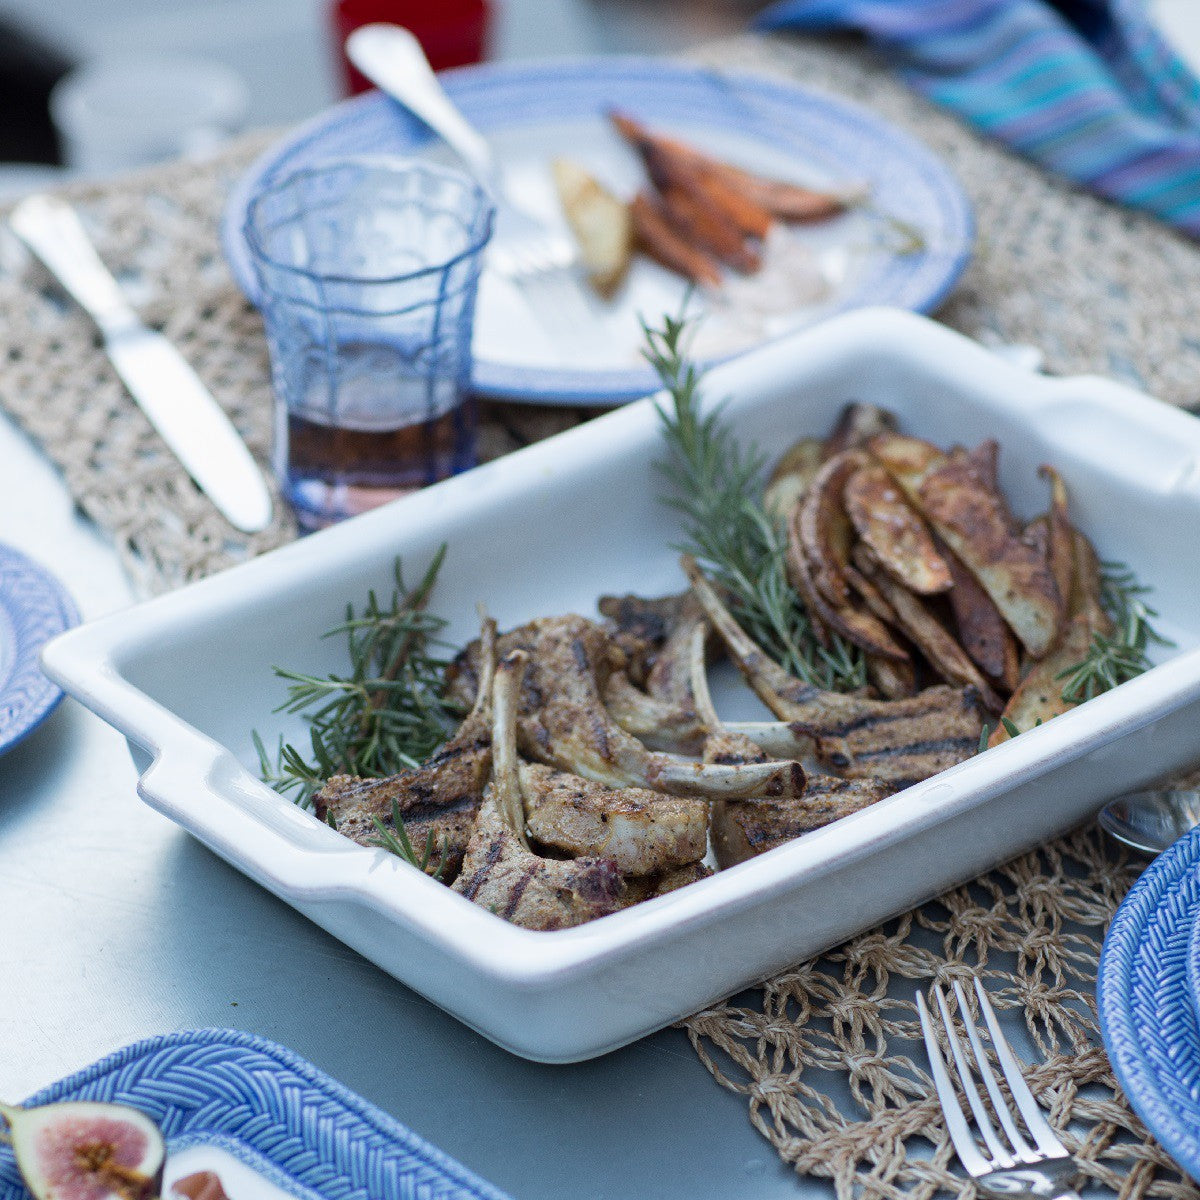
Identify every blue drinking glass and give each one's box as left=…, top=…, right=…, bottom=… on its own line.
left=244, top=157, right=494, bottom=529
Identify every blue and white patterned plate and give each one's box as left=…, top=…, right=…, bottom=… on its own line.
left=0, top=1028, right=509, bottom=1200
left=223, top=57, right=973, bottom=405
left=0, top=543, right=75, bottom=757
left=1098, top=826, right=1200, bottom=1181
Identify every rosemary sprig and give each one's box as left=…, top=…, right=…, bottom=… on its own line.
left=644, top=313, right=865, bottom=691
left=255, top=547, right=462, bottom=807
left=1057, top=559, right=1171, bottom=704
left=371, top=799, right=449, bottom=881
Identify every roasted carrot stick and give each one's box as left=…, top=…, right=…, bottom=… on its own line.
left=638, top=140, right=774, bottom=241
left=629, top=192, right=722, bottom=288
left=611, top=110, right=846, bottom=224
left=659, top=185, right=761, bottom=273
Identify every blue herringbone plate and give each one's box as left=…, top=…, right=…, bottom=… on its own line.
left=0, top=543, right=75, bottom=757
left=1099, top=826, right=1200, bottom=1181
left=0, top=1029, right=509, bottom=1200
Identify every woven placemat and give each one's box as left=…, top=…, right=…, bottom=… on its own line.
left=0, top=30, right=1196, bottom=1197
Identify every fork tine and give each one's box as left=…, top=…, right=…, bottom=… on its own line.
left=952, top=981, right=1036, bottom=1162
left=932, top=985, right=1018, bottom=1169
left=915, top=990, right=992, bottom=1177
left=973, top=979, right=1068, bottom=1158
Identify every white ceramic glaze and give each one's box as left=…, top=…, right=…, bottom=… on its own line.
left=42, top=309, right=1200, bottom=1062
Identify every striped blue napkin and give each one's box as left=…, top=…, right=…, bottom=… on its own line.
left=755, top=0, right=1200, bottom=234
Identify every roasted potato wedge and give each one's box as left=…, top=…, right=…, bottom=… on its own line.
left=867, top=432, right=944, bottom=488
left=854, top=545, right=1003, bottom=711
left=988, top=531, right=1112, bottom=745
left=825, top=403, right=898, bottom=460
left=843, top=463, right=952, bottom=595
left=798, top=450, right=866, bottom=607
left=939, top=536, right=1020, bottom=692
left=873, top=435, right=1063, bottom=658
left=866, top=653, right=917, bottom=700
left=787, top=508, right=909, bottom=661
left=1038, top=465, right=1075, bottom=618
left=551, top=158, right=633, bottom=299
left=763, top=437, right=824, bottom=525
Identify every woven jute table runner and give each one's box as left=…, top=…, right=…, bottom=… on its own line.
left=1, top=29, right=1196, bottom=1198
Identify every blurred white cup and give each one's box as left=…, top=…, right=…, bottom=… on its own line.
left=51, top=56, right=250, bottom=175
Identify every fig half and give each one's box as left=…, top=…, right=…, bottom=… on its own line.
left=0, top=1099, right=166, bottom=1200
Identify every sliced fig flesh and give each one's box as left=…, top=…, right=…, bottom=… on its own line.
left=0, top=1100, right=166, bottom=1200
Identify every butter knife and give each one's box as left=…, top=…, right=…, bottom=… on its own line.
left=9, top=194, right=273, bottom=534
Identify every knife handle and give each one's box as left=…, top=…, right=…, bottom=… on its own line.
left=10, top=194, right=140, bottom=338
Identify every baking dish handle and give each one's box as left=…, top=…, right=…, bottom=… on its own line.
left=137, top=738, right=361, bottom=902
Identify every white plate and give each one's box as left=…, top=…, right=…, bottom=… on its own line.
left=222, top=58, right=973, bottom=404
left=41, top=309, right=1200, bottom=1062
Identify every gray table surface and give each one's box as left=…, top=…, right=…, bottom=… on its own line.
left=0, top=410, right=805, bottom=1200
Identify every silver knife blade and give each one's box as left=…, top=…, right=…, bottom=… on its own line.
left=9, top=193, right=273, bottom=534
left=105, top=327, right=274, bottom=534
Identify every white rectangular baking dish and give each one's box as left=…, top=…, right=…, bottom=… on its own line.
left=42, top=308, right=1200, bottom=1062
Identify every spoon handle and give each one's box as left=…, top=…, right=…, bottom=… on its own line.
left=345, top=24, right=497, bottom=185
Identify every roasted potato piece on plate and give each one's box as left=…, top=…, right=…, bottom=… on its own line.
left=551, top=158, right=633, bottom=298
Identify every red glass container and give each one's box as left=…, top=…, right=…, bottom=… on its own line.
left=330, top=0, right=492, bottom=96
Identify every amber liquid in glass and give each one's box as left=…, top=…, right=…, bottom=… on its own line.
left=285, top=399, right=476, bottom=530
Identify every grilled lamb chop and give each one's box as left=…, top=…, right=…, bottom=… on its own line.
left=597, top=591, right=689, bottom=679
left=602, top=592, right=709, bottom=752
left=451, top=614, right=806, bottom=800
left=689, top=619, right=890, bottom=866
left=652, top=861, right=714, bottom=894
left=315, top=616, right=498, bottom=880
left=452, top=650, right=626, bottom=929
left=712, top=774, right=892, bottom=868
left=683, top=556, right=983, bottom=790
left=521, top=762, right=709, bottom=875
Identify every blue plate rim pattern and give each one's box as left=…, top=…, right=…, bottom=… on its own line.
left=1098, top=825, right=1200, bottom=1181
left=222, top=55, right=974, bottom=405
left=0, top=543, right=76, bottom=757
left=0, top=1027, right=510, bottom=1200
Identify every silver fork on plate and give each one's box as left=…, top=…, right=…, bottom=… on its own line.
left=917, top=980, right=1084, bottom=1200
left=345, top=23, right=593, bottom=348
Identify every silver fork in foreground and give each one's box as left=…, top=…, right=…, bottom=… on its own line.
left=917, top=980, right=1083, bottom=1200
